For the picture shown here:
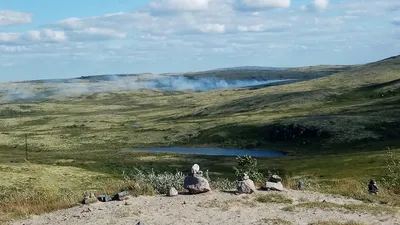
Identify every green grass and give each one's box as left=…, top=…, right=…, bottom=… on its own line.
left=0, top=55, right=399, bottom=222
left=282, top=201, right=399, bottom=215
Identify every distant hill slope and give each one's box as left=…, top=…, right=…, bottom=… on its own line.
left=249, top=55, right=400, bottom=94
left=183, top=65, right=356, bottom=81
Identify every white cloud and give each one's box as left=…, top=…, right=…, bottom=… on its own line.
left=72, top=27, right=126, bottom=39
left=0, top=10, right=32, bottom=26
left=301, top=0, right=329, bottom=12
left=149, top=0, right=210, bottom=12
left=237, top=24, right=264, bottom=32
left=236, top=0, right=291, bottom=11
left=0, top=29, right=66, bottom=44
left=197, top=23, right=226, bottom=33
left=392, top=18, right=400, bottom=26
left=313, top=0, right=329, bottom=11
left=0, top=32, right=20, bottom=43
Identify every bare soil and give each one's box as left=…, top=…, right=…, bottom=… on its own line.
left=10, top=190, right=400, bottom=225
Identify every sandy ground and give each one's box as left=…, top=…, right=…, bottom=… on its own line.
left=11, top=190, right=400, bottom=225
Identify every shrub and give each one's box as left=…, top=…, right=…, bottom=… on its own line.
left=382, top=150, right=400, bottom=193
left=233, top=154, right=264, bottom=182
left=124, top=168, right=185, bottom=194
left=210, top=178, right=238, bottom=190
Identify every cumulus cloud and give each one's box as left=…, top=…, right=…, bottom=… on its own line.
left=71, top=27, right=126, bottom=40
left=149, top=0, right=210, bottom=12
left=236, top=22, right=290, bottom=32
left=301, top=0, right=329, bottom=12
left=197, top=23, right=226, bottom=34
left=0, top=10, right=32, bottom=26
left=0, top=32, right=20, bottom=43
left=235, top=0, right=291, bottom=11
left=0, top=29, right=67, bottom=44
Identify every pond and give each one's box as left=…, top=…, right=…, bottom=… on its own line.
left=122, top=147, right=285, bottom=157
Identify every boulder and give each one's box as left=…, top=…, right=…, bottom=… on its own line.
left=167, top=187, right=179, bottom=197
left=269, top=175, right=282, bottom=183
left=113, top=191, right=130, bottom=201
left=237, top=179, right=256, bottom=194
left=98, top=195, right=112, bottom=202
left=265, top=181, right=284, bottom=192
left=184, top=175, right=211, bottom=194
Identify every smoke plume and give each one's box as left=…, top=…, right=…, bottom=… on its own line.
left=0, top=74, right=287, bottom=103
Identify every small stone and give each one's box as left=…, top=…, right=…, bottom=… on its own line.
left=269, top=175, right=282, bottom=183
left=98, top=195, right=112, bottom=202
left=265, top=181, right=284, bottom=191
left=82, top=196, right=98, bottom=204
left=167, top=187, right=179, bottom=197
left=113, top=191, right=130, bottom=201
left=297, top=181, right=304, bottom=190
left=136, top=222, right=145, bottom=225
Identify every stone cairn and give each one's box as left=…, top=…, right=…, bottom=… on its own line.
left=237, top=173, right=256, bottom=194
left=264, top=174, right=284, bottom=192
left=183, top=164, right=211, bottom=194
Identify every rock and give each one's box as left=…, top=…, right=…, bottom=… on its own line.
left=268, top=174, right=282, bottom=183
left=184, top=175, right=211, bottom=194
left=265, top=181, right=284, bottom=191
left=113, top=191, right=130, bottom=201
left=297, top=180, right=304, bottom=190
left=242, top=173, right=250, bottom=181
left=237, top=179, right=256, bottom=194
left=167, top=187, right=179, bottom=197
left=191, top=164, right=200, bottom=174
left=368, top=179, right=379, bottom=194
left=136, top=222, right=145, bottom=225
left=82, top=195, right=98, bottom=204
left=97, top=195, right=112, bottom=202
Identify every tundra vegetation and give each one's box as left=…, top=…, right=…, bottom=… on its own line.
left=0, top=56, right=400, bottom=222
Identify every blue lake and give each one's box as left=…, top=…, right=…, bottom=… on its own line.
left=123, top=147, right=285, bottom=157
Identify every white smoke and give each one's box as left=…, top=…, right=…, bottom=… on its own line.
left=0, top=74, right=288, bottom=104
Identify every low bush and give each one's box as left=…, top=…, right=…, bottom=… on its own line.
left=124, top=168, right=185, bottom=194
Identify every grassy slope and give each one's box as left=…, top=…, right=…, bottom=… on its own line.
left=183, top=65, right=356, bottom=80
left=0, top=55, right=399, bottom=221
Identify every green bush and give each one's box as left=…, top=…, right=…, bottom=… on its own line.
left=124, top=168, right=185, bottom=194
left=233, top=155, right=264, bottom=182
left=382, top=150, right=400, bottom=193
left=210, top=178, right=237, bottom=190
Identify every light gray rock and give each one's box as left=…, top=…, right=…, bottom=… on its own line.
left=242, top=173, right=250, bottom=181
left=269, top=174, right=282, bottom=183
left=237, top=179, right=256, bottom=194
left=265, top=181, right=284, bottom=191
left=167, top=187, right=179, bottom=197
left=184, top=176, right=211, bottom=194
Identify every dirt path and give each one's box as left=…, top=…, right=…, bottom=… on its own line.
left=11, top=190, right=400, bottom=225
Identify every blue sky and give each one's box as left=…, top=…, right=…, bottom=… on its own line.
left=0, top=0, right=399, bottom=81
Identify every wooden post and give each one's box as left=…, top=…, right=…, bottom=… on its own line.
left=25, top=133, right=28, bottom=161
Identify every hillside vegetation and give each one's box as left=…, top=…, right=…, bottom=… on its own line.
left=184, top=65, right=356, bottom=81
left=0, top=55, right=399, bottom=222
